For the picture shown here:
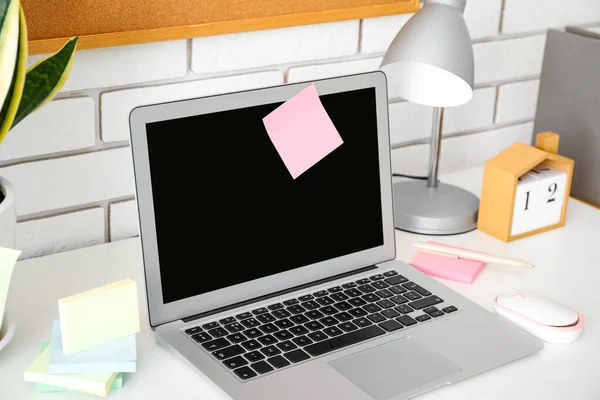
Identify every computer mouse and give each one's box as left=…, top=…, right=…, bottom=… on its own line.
left=494, top=293, right=583, bottom=344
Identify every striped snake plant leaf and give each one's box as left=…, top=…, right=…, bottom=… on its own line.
left=10, top=35, right=78, bottom=130
left=0, top=0, right=19, bottom=113
left=0, top=3, right=26, bottom=144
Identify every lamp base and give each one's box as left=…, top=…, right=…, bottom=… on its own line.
left=393, top=180, right=479, bottom=235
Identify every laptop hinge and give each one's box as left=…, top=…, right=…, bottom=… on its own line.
left=182, top=265, right=378, bottom=323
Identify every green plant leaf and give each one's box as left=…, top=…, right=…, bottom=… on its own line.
left=0, top=0, right=20, bottom=112
left=10, top=36, right=78, bottom=130
left=0, top=4, right=26, bottom=144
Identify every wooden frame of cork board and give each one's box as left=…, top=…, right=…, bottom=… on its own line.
left=22, top=0, right=419, bottom=55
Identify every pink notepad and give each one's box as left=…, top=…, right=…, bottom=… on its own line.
left=409, top=242, right=486, bottom=284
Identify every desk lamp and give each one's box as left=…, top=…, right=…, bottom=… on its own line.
left=380, top=0, right=479, bottom=235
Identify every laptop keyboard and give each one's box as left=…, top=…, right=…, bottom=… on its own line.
left=182, top=270, right=458, bottom=381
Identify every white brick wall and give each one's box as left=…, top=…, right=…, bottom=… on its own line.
left=1, top=3, right=598, bottom=259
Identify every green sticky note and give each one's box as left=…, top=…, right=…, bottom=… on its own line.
left=35, top=343, right=123, bottom=393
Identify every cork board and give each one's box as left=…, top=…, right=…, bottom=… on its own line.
left=22, top=0, right=419, bottom=55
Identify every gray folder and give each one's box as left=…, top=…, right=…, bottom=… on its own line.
left=534, top=27, right=600, bottom=206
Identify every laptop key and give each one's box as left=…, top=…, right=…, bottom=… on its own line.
left=268, top=303, right=284, bottom=311
left=233, top=366, right=257, bottom=380
left=339, top=321, right=358, bottom=332
left=390, top=295, right=408, bottom=305
left=241, top=339, right=261, bottom=350
left=308, top=331, right=328, bottom=342
left=316, top=296, right=335, bottom=306
left=259, top=323, right=278, bottom=334
left=376, top=299, right=395, bottom=309
left=348, top=308, right=368, bottom=318
left=276, top=340, right=297, bottom=352
left=344, top=288, right=363, bottom=298
left=267, top=355, right=290, bottom=369
left=251, top=360, right=274, bottom=374
left=362, top=293, right=380, bottom=303
left=273, top=330, right=293, bottom=341
left=202, top=322, right=219, bottom=330
left=243, top=328, right=262, bottom=339
left=208, top=327, right=229, bottom=338
left=224, top=322, right=245, bottom=333
left=320, top=316, right=338, bottom=327
left=342, top=282, right=357, bottom=289
left=274, top=319, right=294, bottom=329
left=219, top=317, right=236, bottom=325
left=272, top=309, right=292, bottom=319
left=252, top=307, right=268, bottom=315
left=330, top=292, right=349, bottom=302
left=213, top=344, right=245, bottom=360
left=314, top=290, right=329, bottom=297
left=354, top=317, right=372, bottom=328
left=287, top=305, right=306, bottom=315
left=302, top=300, right=320, bottom=310
left=334, top=312, right=353, bottom=322
left=348, top=297, right=367, bottom=307
left=409, top=296, right=444, bottom=310
left=328, top=286, right=343, bottom=293
left=283, top=299, right=299, bottom=306
left=356, top=278, right=371, bottom=285
left=358, top=284, right=376, bottom=294
left=236, top=312, right=253, bottom=320
left=257, top=335, right=277, bottom=345
left=305, top=325, right=386, bottom=357
left=403, top=282, right=432, bottom=296
left=363, top=304, right=382, bottom=313
left=292, top=335, right=313, bottom=347
left=404, top=292, right=422, bottom=301
left=185, top=326, right=202, bottom=335
left=423, top=306, right=439, bottom=314
left=191, top=332, right=212, bottom=343
left=443, top=305, right=458, bottom=313
left=370, top=274, right=385, bottom=281
left=416, top=314, right=432, bottom=322
left=378, top=320, right=403, bottom=332
left=396, top=315, right=418, bottom=327
left=290, top=314, right=310, bottom=324
left=202, top=337, right=230, bottom=351
left=306, top=310, right=325, bottom=320
left=375, top=289, right=394, bottom=299
left=381, top=309, right=400, bottom=319
left=227, top=333, right=247, bottom=343
left=305, top=321, right=325, bottom=331
left=367, top=313, right=386, bottom=323
left=289, top=325, right=310, bottom=336
left=334, top=301, right=353, bottom=311
left=244, top=350, right=265, bottom=362
left=322, top=326, right=344, bottom=337
left=383, top=270, right=398, bottom=277
left=320, top=306, right=337, bottom=315
left=284, top=349, right=311, bottom=363
left=256, top=313, right=276, bottom=323
left=261, top=345, right=281, bottom=357
left=384, top=275, right=408, bottom=285
left=389, top=286, right=407, bottom=295
left=240, top=318, right=260, bottom=328
left=395, top=304, right=414, bottom=314
left=371, top=281, right=389, bottom=290
left=430, top=310, right=444, bottom=317
left=299, top=294, right=314, bottom=302
left=223, top=356, right=248, bottom=369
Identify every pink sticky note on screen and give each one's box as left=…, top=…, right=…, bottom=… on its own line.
left=409, top=241, right=486, bottom=284
left=263, top=83, right=343, bottom=179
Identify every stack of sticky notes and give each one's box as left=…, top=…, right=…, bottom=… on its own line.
left=24, top=279, right=140, bottom=396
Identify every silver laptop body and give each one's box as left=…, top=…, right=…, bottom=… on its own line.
left=129, top=72, right=542, bottom=400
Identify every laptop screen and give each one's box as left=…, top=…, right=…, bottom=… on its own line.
left=145, top=87, right=384, bottom=304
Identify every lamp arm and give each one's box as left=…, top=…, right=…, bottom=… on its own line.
left=427, top=107, right=444, bottom=188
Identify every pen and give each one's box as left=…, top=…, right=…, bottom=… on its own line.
left=413, top=242, right=534, bottom=269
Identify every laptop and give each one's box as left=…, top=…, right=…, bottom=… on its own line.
left=129, top=72, right=542, bottom=400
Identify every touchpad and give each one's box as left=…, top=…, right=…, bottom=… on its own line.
left=329, top=337, right=460, bottom=400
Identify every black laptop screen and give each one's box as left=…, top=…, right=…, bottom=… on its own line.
left=145, top=87, right=384, bottom=304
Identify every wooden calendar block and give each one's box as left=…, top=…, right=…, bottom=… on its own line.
left=478, top=132, right=574, bottom=242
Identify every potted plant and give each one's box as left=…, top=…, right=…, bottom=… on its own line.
left=0, top=0, right=77, bottom=248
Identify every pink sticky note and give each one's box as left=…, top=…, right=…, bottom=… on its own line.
left=263, top=83, right=343, bottom=179
left=409, top=241, right=486, bottom=284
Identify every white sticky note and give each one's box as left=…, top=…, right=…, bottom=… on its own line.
left=0, top=246, right=21, bottom=330
left=59, top=279, right=140, bottom=355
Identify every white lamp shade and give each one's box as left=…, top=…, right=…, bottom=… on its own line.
left=380, top=0, right=474, bottom=107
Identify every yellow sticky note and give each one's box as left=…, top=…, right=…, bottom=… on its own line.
left=24, top=345, right=118, bottom=397
left=59, top=279, right=140, bottom=355
left=0, top=246, right=21, bottom=329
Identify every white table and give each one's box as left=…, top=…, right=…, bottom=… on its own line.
left=2, top=167, right=599, bottom=399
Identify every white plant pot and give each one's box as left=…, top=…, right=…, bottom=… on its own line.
left=0, top=175, right=16, bottom=249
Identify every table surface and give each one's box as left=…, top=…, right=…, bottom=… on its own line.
left=2, top=167, right=599, bottom=399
